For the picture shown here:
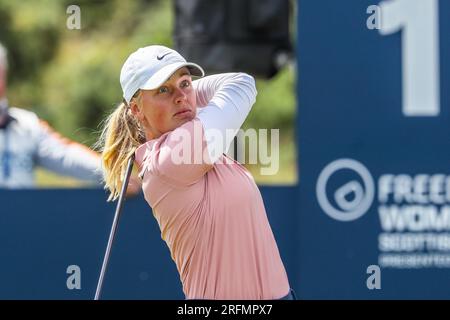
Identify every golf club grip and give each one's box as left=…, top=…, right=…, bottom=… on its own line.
left=94, top=154, right=135, bottom=300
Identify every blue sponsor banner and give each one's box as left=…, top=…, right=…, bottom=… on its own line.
left=0, top=187, right=297, bottom=299
left=297, top=0, right=450, bottom=298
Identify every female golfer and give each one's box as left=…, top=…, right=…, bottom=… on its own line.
left=99, top=45, right=293, bottom=300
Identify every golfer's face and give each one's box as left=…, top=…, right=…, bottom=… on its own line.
left=140, top=67, right=196, bottom=139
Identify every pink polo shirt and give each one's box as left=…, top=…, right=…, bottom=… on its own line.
left=135, top=119, right=289, bottom=300
left=134, top=72, right=289, bottom=299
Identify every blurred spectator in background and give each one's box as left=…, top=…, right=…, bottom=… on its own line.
left=0, top=41, right=108, bottom=189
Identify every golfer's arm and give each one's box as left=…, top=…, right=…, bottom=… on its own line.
left=194, top=73, right=257, bottom=162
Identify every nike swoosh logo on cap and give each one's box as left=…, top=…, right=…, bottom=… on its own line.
left=157, top=52, right=171, bottom=60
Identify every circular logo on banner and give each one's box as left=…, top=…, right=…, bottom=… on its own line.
left=316, top=159, right=375, bottom=222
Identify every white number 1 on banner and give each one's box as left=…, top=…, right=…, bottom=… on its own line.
left=379, top=0, right=440, bottom=116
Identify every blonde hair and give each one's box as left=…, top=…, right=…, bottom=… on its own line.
left=97, top=93, right=146, bottom=201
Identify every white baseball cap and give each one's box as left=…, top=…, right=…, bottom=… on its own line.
left=120, top=45, right=204, bottom=104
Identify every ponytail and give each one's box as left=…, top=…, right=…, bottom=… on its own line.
left=97, top=101, right=146, bottom=201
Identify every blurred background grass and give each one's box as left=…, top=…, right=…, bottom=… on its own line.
left=0, top=0, right=297, bottom=187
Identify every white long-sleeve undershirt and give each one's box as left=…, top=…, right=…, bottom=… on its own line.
left=193, top=73, right=257, bottom=163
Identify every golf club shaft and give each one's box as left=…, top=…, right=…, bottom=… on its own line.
left=94, top=154, right=135, bottom=300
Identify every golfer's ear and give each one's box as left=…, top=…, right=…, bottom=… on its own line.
left=130, top=100, right=143, bottom=121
